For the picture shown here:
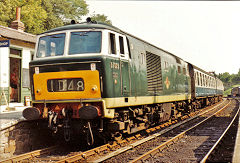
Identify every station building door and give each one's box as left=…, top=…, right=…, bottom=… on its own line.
left=9, top=49, right=21, bottom=103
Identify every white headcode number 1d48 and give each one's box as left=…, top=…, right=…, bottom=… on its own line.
left=47, top=78, right=84, bottom=92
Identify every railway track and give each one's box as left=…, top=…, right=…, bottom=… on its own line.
left=1, top=99, right=232, bottom=162
left=56, top=99, right=230, bottom=162
left=102, top=99, right=238, bottom=163
left=0, top=146, right=58, bottom=163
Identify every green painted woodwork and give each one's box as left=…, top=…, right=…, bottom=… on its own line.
left=21, top=88, right=31, bottom=102
left=0, top=87, right=9, bottom=105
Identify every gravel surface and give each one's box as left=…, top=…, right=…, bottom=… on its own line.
left=149, top=99, right=238, bottom=162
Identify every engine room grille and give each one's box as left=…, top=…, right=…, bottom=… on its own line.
left=146, top=52, right=163, bottom=93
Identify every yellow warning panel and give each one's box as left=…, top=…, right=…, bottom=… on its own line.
left=33, top=70, right=101, bottom=100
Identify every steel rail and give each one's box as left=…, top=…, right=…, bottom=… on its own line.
left=0, top=146, right=58, bottom=163
left=129, top=100, right=232, bottom=163
left=91, top=100, right=227, bottom=163
left=200, top=99, right=240, bottom=163
left=55, top=144, right=111, bottom=163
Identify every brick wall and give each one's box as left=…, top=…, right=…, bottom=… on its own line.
left=0, top=120, right=53, bottom=160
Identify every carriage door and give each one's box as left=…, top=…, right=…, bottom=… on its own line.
left=188, top=64, right=195, bottom=98
left=118, top=35, right=130, bottom=97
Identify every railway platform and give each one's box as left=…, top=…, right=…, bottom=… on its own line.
left=232, top=101, right=240, bottom=163
left=0, top=103, right=26, bottom=130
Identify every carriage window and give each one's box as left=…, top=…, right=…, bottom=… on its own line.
left=195, top=72, right=198, bottom=85
left=69, top=31, right=101, bottom=55
left=119, top=36, right=125, bottom=55
left=199, top=73, right=202, bottom=86
left=183, top=67, right=186, bottom=75
left=109, top=33, right=116, bottom=54
left=178, top=66, right=181, bottom=74
left=37, top=33, right=65, bottom=58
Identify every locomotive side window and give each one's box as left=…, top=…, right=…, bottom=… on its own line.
left=37, top=33, right=66, bottom=58
left=109, top=33, right=116, bottom=54
left=164, top=61, right=169, bottom=71
left=119, top=36, right=125, bottom=55
left=69, top=31, right=102, bottom=55
left=126, top=38, right=131, bottom=59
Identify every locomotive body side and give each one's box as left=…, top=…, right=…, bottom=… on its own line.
left=23, top=22, right=223, bottom=143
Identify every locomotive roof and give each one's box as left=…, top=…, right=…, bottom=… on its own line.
left=42, top=22, right=183, bottom=60
left=41, top=22, right=123, bottom=35
left=40, top=21, right=217, bottom=78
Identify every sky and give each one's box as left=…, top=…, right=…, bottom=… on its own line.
left=86, top=0, right=240, bottom=74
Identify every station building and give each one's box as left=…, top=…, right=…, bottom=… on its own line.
left=0, top=8, right=36, bottom=110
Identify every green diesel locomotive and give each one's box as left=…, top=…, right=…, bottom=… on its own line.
left=23, top=19, right=224, bottom=144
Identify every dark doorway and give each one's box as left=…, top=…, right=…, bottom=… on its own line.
left=10, top=49, right=21, bottom=102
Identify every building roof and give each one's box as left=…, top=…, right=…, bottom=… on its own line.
left=0, top=25, right=36, bottom=43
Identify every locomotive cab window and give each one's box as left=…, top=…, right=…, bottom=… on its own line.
left=37, top=33, right=66, bottom=58
left=69, top=31, right=102, bottom=55
left=109, top=33, right=116, bottom=54
left=119, top=36, right=125, bottom=56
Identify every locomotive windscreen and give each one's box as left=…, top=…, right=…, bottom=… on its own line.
left=36, top=33, right=66, bottom=58
left=69, top=31, right=102, bottom=54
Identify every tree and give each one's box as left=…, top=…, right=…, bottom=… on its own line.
left=0, top=0, right=112, bottom=34
left=218, top=72, right=231, bottom=83
left=0, top=0, right=88, bottom=34
left=41, top=0, right=88, bottom=31
left=0, top=0, right=47, bottom=34
left=91, top=14, right=112, bottom=25
left=20, top=0, right=48, bottom=34
left=0, top=0, right=18, bottom=27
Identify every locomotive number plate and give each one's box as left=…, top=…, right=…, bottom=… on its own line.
left=47, top=78, right=84, bottom=92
